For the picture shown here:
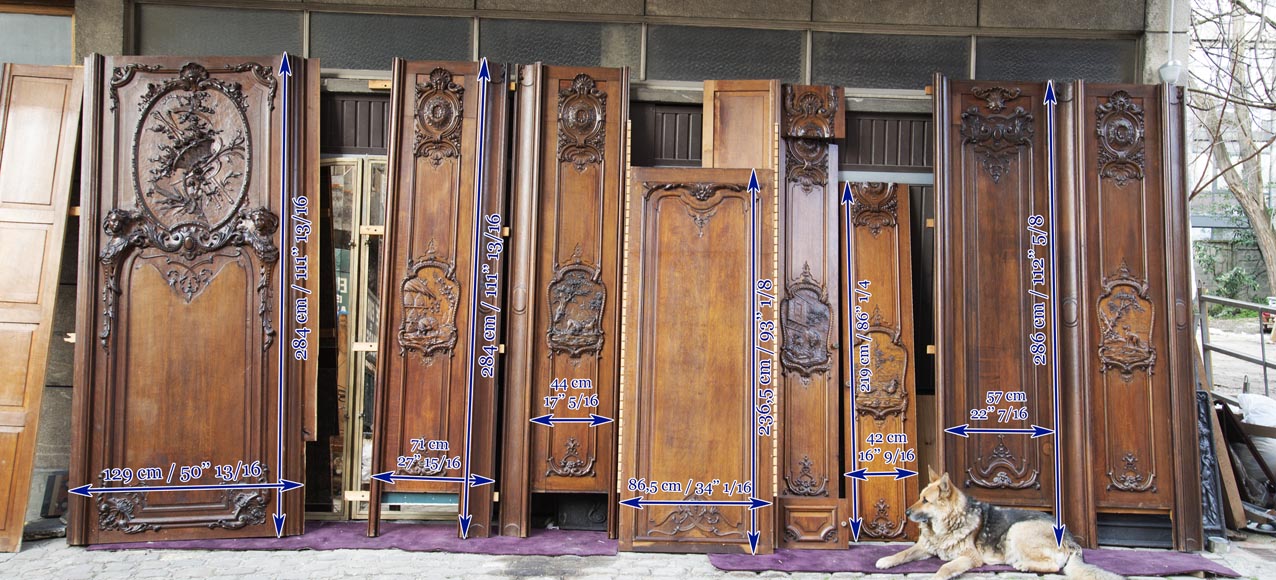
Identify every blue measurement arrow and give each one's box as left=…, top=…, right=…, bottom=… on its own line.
left=844, top=467, right=918, bottom=481
left=747, top=168, right=762, bottom=556
left=944, top=424, right=1055, bottom=438
left=458, top=58, right=493, bottom=540
left=841, top=182, right=862, bottom=542
left=619, top=497, right=772, bottom=511
left=529, top=414, right=614, bottom=427
left=370, top=472, right=495, bottom=487
left=274, top=52, right=293, bottom=539
left=1043, top=79, right=1066, bottom=547
left=70, top=480, right=303, bottom=498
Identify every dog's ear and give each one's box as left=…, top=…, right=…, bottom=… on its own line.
left=937, top=472, right=951, bottom=495
left=927, top=465, right=940, bottom=482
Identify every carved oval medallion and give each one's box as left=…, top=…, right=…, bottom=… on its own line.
left=557, top=74, right=607, bottom=172
left=1095, top=91, right=1145, bottom=186
left=133, top=63, right=252, bottom=234
left=414, top=68, right=464, bottom=165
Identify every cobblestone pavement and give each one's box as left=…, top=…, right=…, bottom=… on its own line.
left=1, top=533, right=1271, bottom=580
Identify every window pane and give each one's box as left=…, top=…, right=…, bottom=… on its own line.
left=311, top=13, right=471, bottom=71
left=0, top=14, right=71, bottom=65
left=137, top=5, right=302, bottom=57
left=479, top=19, right=640, bottom=70
left=975, top=37, right=1136, bottom=83
left=812, top=32, right=968, bottom=89
left=646, top=25, right=803, bottom=83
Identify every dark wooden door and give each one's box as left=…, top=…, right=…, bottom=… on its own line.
left=619, top=167, right=776, bottom=554
left=70, top=54, right=319, bottom=544
left=774, top=84, right=845, bottom=549
left=0, top=64, right=82, bottom=552
left=933, top=78, right=1056, bottom=510
left=840, top=182, right=918, bottom=542
left=1064, top=83, right=1200, bottom=550
left=368, top=59, right=509, bottom=538
left=501, top=65, right=628, bottom=537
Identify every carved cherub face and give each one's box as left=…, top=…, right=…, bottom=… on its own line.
left=103, top=209, right=133, bottom=236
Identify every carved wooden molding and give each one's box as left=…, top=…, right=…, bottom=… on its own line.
left=648, top=493, right=744, bottom=538
left=557, top=73, right=607, bottom=172
left=783, top=454, right=829, bottom=497
left=965, top=434, right=1041, bottom=490
left=780, top=263, right=832, bottom=379
left=546, top=436, right=597, bottom=477
left=546, top=246, right=606, bottom=358
left=1097, top=261, right=1157, bottom=382
left=850, top=182, right=898, bottom=236
left=414, top=68, right=464, bottom=166
left=96, top=472, right=269, bottom=533
left=784, top=138, right=828, bottom=192
left=1095, top=90, right=1146, bottom=186
left=1107, top=450, right=1157, bottom=493
left=397, top=240, right=460, bottom=362
left=960, top=86, right=1034, bottom=184
left=643, top=181, right=746, bottom=237
left=782, top=84, right=840, bottom=140
left=862, top=498, right=906, bottom=540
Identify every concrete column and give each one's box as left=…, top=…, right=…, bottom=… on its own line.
left=75, top=0, right=130, bottom=61
left=1143, top=0, right=1191, bottom=84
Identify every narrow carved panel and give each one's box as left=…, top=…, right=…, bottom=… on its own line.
left=620, top=167, right=776, bottom=554
left=935, top=78, right=1055, bottom=512
left=842, top=182, right=918, bottom=540
left=370, top=59, right=510, bottom=539
left=501, top=66, right=627, bottom=536
left=72, top=55, right=317, bottom=545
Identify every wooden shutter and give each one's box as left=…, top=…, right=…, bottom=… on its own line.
left=367, top=59, right=510, bottom=538
left=774, top=84, right=845, bottom=548
left=933, top=78, right=1056, bottom=510
left=500, top=65, right=628, bottom=537
left=0, top=64, right=81, bottom=552
left=70, top=54, right=319, bottom=544
left=1064, top=83, right=1200, bottom=550
left=618, top=167, right=776, bottom=554
left=840, top=182, right=918, bottom=541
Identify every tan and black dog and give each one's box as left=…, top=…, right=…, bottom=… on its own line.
left=874, top=468, right=1122, bottom=580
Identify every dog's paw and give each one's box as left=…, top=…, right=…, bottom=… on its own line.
left=875, top=557, right=897, bottom=570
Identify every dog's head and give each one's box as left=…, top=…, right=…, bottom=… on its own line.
left=906, top=467, right=962, bottom=524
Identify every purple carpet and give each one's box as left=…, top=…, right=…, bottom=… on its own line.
left=710, top=545, right=1239, bottom=577
left=87, top=521, right=616, bottom=556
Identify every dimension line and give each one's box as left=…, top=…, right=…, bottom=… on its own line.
left=620, top=497, right=772, bottom=510
left=371, top=472, right=495, bottom=487
left=1044, top=79, right=1066, bottom=547
left=274, top=52, right=292, bottom=539
left=841, top=182, right=862, bottom=542
left=529, top=414, right=614, bottom=427
left=747, top=168, right=761, bottom=555
left=71, top=480, right=303, bottom=497
left=943, top=424, right=1055, bottom=438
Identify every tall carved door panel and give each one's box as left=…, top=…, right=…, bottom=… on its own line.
left=775, top=84, right=845, bottom=549
left=840, top=182, right=918, bottom=542
left=71, top=55, right=320, bottom=544
left=933, top=77, right=1056, bottom=509
left=619, top=167, right=776, bottom=554
left=368, top=59, right=509, bottom=538
left=1066, top=83, right=1199, bottom=549
left=0, top=64, right=81, bottom=552
left=501, top=65, right=628, bottom=537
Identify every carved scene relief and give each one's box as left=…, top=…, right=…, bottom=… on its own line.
left=546, top=246, right=606, bottom=358
left=780, top=263, right=832, bottom=379
left=398, top=240, right=460, bottom=362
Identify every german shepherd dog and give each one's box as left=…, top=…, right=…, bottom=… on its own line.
left=875, top=468, right=1122, bottom=580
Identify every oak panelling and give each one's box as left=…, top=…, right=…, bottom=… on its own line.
left=71, top=55, right=317, bottom=544
left=840, top=182, right=918, bottom=542
left=701, top=80, right=780, bottom=171
left=368, top=59, right=509, bottom=539
left=933, top=78, right=1055, bottom=510
left=1069, top=82, right=1200, bottom=550
left=500, top=65, right=628, bottom=537
left=619, top=167, right=776, bottom=554
left=0, top=63, right=80, bottom=552
left=775, top=84, right=844, bottom=549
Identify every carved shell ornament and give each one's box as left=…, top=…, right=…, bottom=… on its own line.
left=961, top=86, right=1034, bottom=184
left=850, top=182, right=898, bottom=236
left=558, top=73, right=607, bottom=172
left=784, top=137, right=829, bottom=192
left=1095, top=90, right=1146, bottom=186
left=782, top=84, right=839, bottom=140
left=414, top=68, right=464, bottom=165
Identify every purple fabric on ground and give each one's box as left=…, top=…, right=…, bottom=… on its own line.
left=87, top=521, right=616, bottom=556
left=708, top=545, right=1239, bottom=577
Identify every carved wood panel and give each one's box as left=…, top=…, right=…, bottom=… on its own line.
left=933, top=78, right=1055, bottom=510
left=619, top=167, right=776, bottom=554
left=1068, top=83, right=1197, bottom=544
left=701, top=80, right=780, bottom=171
left=368, top=60, right=509, bottom=539
left=776, top=84, right=845, bottom=549
left=841, top=182, right=918, bottom=541
left=71, top=55, right=318, bottom=544
left=501, top=65, right=628, bottom=537
left=0, top=64, right=81, bottom=552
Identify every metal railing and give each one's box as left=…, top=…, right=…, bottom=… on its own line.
left=1198, top=291, right=1276, bottom=395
